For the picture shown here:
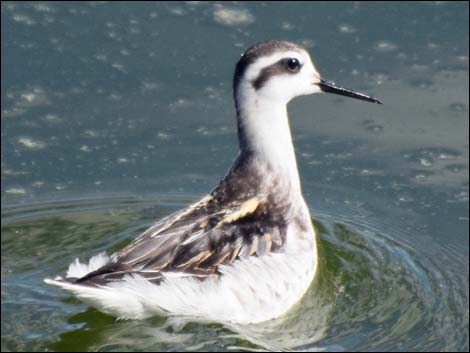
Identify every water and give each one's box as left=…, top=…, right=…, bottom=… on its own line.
left=2, top=2, right=468, bottom=351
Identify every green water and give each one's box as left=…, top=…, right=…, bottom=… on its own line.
left=2, top=1, right=469, bottom=351
left=3, top=197, right=465, bottom=351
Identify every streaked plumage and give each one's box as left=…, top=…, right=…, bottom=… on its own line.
left=69, top=156, right=300, bottom=286
left=45, top=40, right=381, bottom=323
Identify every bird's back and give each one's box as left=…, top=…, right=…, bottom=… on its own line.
left=53, top=154, right=301, bottom=287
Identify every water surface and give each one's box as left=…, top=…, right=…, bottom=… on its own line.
left=2, top=1, right=469, bottom=351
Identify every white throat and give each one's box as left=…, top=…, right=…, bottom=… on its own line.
left=236, top=91, right=301, bottom=192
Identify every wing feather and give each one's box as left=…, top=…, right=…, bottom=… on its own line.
left=73, top=182, right=289, bottom=285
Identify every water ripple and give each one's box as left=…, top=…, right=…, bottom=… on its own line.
left=1, top=197, right=468, bottom=351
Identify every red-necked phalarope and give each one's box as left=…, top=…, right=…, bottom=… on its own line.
left=45, top=40, right=381, bottom=324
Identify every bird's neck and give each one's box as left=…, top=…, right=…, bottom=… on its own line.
left=235, top=94, right=301, bottom=192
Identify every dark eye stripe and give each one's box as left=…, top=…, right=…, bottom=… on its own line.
left=233, top=41, right=307, bottom=94
left=251, top=58, right=303, bottom=90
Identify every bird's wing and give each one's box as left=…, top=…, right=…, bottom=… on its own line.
left=74, top=193, right=288, bottom=286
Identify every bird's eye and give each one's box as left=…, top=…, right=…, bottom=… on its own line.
left=286, top=58, right=301, bottom=72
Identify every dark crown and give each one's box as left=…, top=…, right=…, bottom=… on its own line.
left=232, top=41, right=305, bottom=94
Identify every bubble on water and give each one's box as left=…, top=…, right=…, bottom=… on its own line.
left=448, top=102, right=467, bottom=113
left=419, top=158, right=433, bottom=167
left=168, top=7, right=186, bottom=16
left=213, top=5, right=255, bottom=27
left=79, top=145, right=92, bottom=152
left=414, top=174, right=428, bottom=183
left=11, top=87, right=50, bottom=108
left=186, top=1, right=205, bottom=6
left=204, top=86, right=222, bottom=100
left=338, top=24, right=357, bottom=34
left=2, top=107, right=26, bottom=118
left=374, top=41, right=398, bottom=52
left=43, top=114, right=62, bottom=123
left=117, top=157, right=129, bottom=164
left=359, top=169, right=383, bottom=176
left=350, top=69, right=360, bottom=76
left=18, top=42, right=36, bottom=50
left=398, top=195, right=415, bottom=203
left=197, top=126, right=210, bottom=136
left=111, top=63, right=127, bottom=73
left=299, top=39, right=315, bottom=48
left=108, top=93, right=123, bottom=101
left=2, top=169, right=28, bottom=177
left=106, top=31, right=121, bottom=41
left=371, top=72, right=390, bottom=85
left=93, top=53, right=108, bottom=62
left=31, top=3, right=56, bottom=13
left=453, top=190, right=469, bottom=203
left=169, top=98, right=193, bottom=111
left=325, top=152, right=353, bottom=160
left=12, top=13, right=36, bottom=26
left=157, top=132, right=172, bottom=140
left=3, top=2, right=17, bottom=11
left=81, top=130, right=100, bottom=138
left=17, top=137, right=46, bottom=150
left=141, top=80, right=160, bottom=93
left=281, top=22, right=295, bottom=31
left=5, top=188, right=27, bottom=195
left=3, top=87, right=49, bottom=117
left=396, top=52, right=408, bottom=60
left=437, top=153, right=457, bottom=160
left=404, top=148, right=463, bottom=174
left=362, top=119, right=384, bottom=134
left=455, top=55, right=468, bottom=64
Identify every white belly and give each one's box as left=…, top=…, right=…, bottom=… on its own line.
left=47, top=221, right=318, bottom=324
left=103, top=223, right=317, bottom=323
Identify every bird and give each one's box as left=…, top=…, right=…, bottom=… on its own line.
left=45, top=40, right=381, bottom=324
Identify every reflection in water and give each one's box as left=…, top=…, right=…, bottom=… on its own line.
left=2, top=198, right=467, bottom=351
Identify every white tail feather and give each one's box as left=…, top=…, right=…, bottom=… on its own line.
left=65, top=252, right=110, bottom=278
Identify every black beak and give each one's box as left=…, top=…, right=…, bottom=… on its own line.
left=318, top=79, right=382, bottom=104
